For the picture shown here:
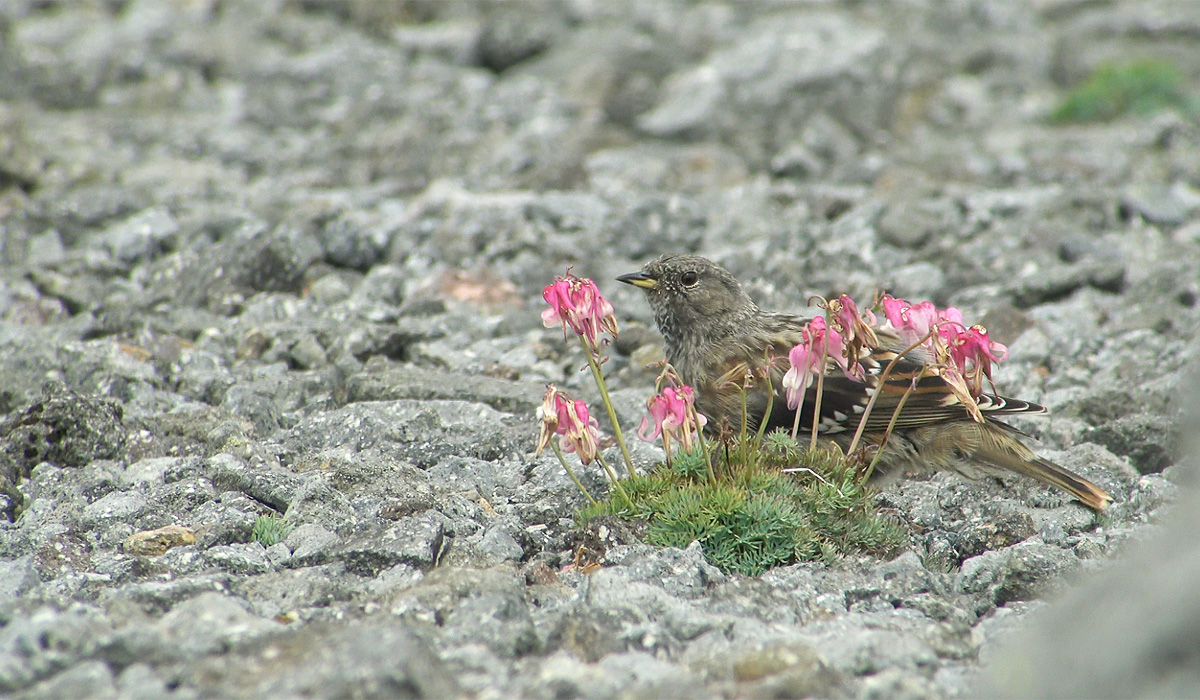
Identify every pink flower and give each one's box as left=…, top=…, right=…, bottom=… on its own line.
left=557, top=397, right=601, bottom=464
left=941, top=324, right=1008, bottom=396
left=638, top=385, right=707, bottom=451
left=881, top=295, right=1009, bottom=400
left=541, top=272, right=619, bottom=350
left=782, top=316, right=857, bottom=410
left=536, top=384, right=601, bottom=464
left=829, top=294, right=875, bottom=378
left=782, top=341, right=818, bottom=411
left=831, top=294, right=875, bottom=344
left=881, top=295, right=966, bottom=349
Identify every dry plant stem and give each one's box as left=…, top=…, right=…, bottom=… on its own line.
left=580, top=337, right=637, bottom=480
left=755, top=371, right=774, bottom=448
left=662, top=436, right=673, bottom=471
left=550, top=441, right=598, bottom=505
left=790, top=391, right=805, bottom=441
left=594, top=452, right=634, bottom=506
left=806, top=298, right=832, bottom=451
left=845, top=329, right=941, bottom=455
left=809, top=346, right=829, bottom=452
left=739, top=387, right=750, bottom=464
left=692, top=407, right=716, bottom=483
left=861, top=375, right=921, bottom=482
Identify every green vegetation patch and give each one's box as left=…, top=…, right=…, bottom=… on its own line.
left=251, top=513, right=294, bottom=546
left=578, top=430, right=907, bottom=576
left=1051, top=59, right=1197, bottom=123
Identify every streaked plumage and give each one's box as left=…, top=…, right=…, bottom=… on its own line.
left=618, top=254, right=1111, bottom=510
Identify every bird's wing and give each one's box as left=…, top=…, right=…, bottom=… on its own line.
left=759, top=324, right=1045, bottom=435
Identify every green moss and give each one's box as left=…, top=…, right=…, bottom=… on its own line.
left=251, top=513, right=294, bottom=546
left=577, top=430, right=907, bottom=576
left=1051, top=59, right=1196, bottom=123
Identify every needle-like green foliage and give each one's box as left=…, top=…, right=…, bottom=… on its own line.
left=251, top=513, right=294, bottom=547
left=1051, top=59, right=1196, bottom=123
left=578, top=430, right=907, bottom=576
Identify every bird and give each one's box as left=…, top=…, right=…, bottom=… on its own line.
left=617, top=254, right=1112, bottom=510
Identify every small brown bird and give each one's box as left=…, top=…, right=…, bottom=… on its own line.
left=618, top=254, right=1111, bottom=510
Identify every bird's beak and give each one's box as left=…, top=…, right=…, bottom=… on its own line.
left=616, top=271, right=658, bottom=289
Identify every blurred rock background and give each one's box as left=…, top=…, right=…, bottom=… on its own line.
left=0, top=1, right=1195, bottom=697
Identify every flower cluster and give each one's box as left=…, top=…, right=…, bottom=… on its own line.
left=537, top=271, right=637, bottom=503
left=783, top=292, right=1011, bottom=443
left=781, top=297, right=872, bottom=412
left=880, top=294, right=1008, bottom=399
left=638, top=385, right=707, bottom=452
left=537, top=385, right=601, bottom=465
left=782, top=316, right=835, bottom=411
left=829, top=294, right=878, bottom=364
left=541, top=272, right=619, bottom=351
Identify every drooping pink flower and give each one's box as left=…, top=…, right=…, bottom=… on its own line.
left=541, top=272, right=619, bottom=350
left=880, top=295, right=966, bottom=350
left=881, top=295, right=1009, bottom=401
left=941, top=324, right=1008, bottom=396
left=829, top=294, right=875, bottom=378
left=638, top=385, right=707, bottom=452
left=781, top=316, right=857, bottom=410
left=557, top=396, right=601, bottom=464
left=536, top=384, right=601, bottom=464
left=832, top=294, right=875, bottom=344
left=782, top=339, right=819, bottom=411
left=536, top=384, right=562, bottom=456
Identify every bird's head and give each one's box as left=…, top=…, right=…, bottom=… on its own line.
left=617, top=255, right=755, bottom=339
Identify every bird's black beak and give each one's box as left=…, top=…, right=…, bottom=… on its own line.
left=617, top=271, right=658, bottom=289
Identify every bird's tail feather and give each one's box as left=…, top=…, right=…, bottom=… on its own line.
left=977, top=451, right=1112, bottom=511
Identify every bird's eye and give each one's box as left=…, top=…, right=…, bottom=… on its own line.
left=681, top=270, right=699, bottom=287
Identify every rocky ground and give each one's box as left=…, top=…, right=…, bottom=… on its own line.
left=0, top=1, right=1196, bottom=698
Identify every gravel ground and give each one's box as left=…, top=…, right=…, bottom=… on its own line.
left=0, top=1, right=1196, bottom=698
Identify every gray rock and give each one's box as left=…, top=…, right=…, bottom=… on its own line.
left=389, top=566, right=539, bottom=657
left=107, top=575, right=237, bottom=616
left=343, top=363, right=542, bottom=413
left=1, top=386, right=125, bottom=475
left=203, top=543, right=272, bottom=575
left=0, top=556, right=40, bottom=606
left=877, top=199, right=959, bottom=249
left=477, top=6, right=562, bottom=72
left=81, top=491, right=149, bottom=531
left=477, top=525, right=524, bottom=564
left=636, top=65, right=726, bottom=138
left=98, top=207, right=179, bottom=263
left=425, top=455, right=525, bottom=501
left=154, top=592, right=276, bottom=657
left=114, top=664, right=172, bottom=700
left=976, top=478, right=1200, bottom=698
left=0, top=606, right=112, bottom=693
left=24, top=229, right=66, bottom=267
left=337, top=513, right=446, bottom=576
left=122, top=456, right=196, bottom=488
left=285, top=332, right=328, bottom=370
left=318, top=209, right=395, bottom=271
left=18, top=659, right=116, bottom=700
left=307, top=273, right=354, bottom=305
left=285, top=523, right=339, bottom=567
left=957, top=537, right=1081, bottom=610
left=1120, top=184, right=1190, bottom=225
left=197, top=621, right=460, bottom=699
left=1088, top=413, right=1177, bottom=474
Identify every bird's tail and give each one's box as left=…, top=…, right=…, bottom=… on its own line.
left=975, top=449, right=1112, bottom=511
